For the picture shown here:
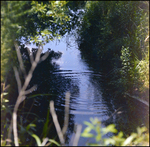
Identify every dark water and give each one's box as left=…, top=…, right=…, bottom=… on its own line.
left=17, top=35, right=148, bottom=146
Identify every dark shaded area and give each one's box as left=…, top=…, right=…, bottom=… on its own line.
left=76, top=1, right=149, bottom=98
left=80, top=50, right=149, bottom=137
left=4, top=45, right=80, bottom=146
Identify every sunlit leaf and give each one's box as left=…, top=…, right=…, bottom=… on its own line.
left=49, top=139, right=60, bottom=146
left=26, top=124, right=36, bottom=131
left=102, top=124, right=117, bottom=134
left=137, top=126, right=147, bottom=135
left=84, top=121, right=94, bottom=129
left=104, top=138, right=116, bottom=145
left=4, top=99, right=9, bottom=102
left=2, top=93, right=8, bottom=96
left=122, top=133, right=137, bottom=146
left=46, top=10, right=53, bottom=16
left=118, top=131, right=124, bottom=138
left=87, top=143, right=100, bottom=146
left=31, top=134, right=41, bottom=146
left=96, top=133, right=101, bottom=142
left=83, top=126, right=92, bottom=134
left=81, top=132, right=94, bottom=138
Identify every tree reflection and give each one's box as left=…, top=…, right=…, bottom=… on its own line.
left=80, top=50, right=149, bottom=137
left=6, top=45, right=79, bottom=145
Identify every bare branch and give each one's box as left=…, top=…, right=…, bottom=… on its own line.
left=14, top=42, right=26, bottom=78
left=62, top=91, right=70, bottom=136
left=72, top=124, right=82, bottom=146
left=13, top=110, right=19, bottom=146
left=24, top=85, right=37, bottom=95
left=50, top=101, right=65, bottom=145
left=144, top=35, right=149, bottom=42
left=7, top=43, right=43, bottom=146
left=13, top=67, right=22, bottom=93
left=40, top=51, right=50, bottom=63
left=26, top=47, right=34, bottom=64
left=41, top=137, right=49, bottom=146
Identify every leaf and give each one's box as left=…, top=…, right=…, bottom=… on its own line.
left=26, top=124, right=36, bottom=131
left=84, top=121, right=94, bottom=129
left=87, top=143, right=100, bottom=146
left=31, top=134, right=41, bottom=146
left=46, top=10, right=53, bottom=16
left=90, top=117, right=100, bottom=125
left=2, top=92, right=8, bottom=96
left=102, top=124, right=117, bottom=135
left=42, top=110, right=50, bottom=137
left=83, top=126, right=92, bottom=134
left=137, top=126, right=147, bottom=135
left=122, top=133, right=137, bottom=146
left=49, top=139, right=60, bottom=146
left=118, top=131, right=124, bottom=138
left=96, top=133, right=101, bottom=142
left=81, top=132, right=94, bottom=138
left=4, top=99, right=9, bottom=102
left=104, top=138, right=116, bottom=145
left=37, top=39, right=42, bottom=42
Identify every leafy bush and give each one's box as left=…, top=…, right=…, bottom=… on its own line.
left=77, top=1, right=149, bottom=100
left=81, top=117, right=149, bottom=146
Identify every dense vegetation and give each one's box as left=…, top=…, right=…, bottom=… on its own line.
left=1, top=1, right=85, bottom=82
left=1, top=1, right=149, bottom=146
left=77, top=1, right=149, bottom=102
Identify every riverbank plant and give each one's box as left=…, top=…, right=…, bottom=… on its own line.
left=77, top=1, right=149, bottom=101
left=81, top=117, right=149, bottom=146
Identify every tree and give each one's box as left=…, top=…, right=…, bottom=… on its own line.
left=1, top=1, right=86, bottom=82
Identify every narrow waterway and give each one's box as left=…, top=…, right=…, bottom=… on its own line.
left=45, top=36, right=112, bottom=145
left=25, top=34, right=148, bottom=145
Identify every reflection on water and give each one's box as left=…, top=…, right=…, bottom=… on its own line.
left=42, top=35, right=148, bottom=145
left=7, top=35, right=148, bottom=145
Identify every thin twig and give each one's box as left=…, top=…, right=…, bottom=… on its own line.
left=41, top=137, right=49, bottom=146
left=62, top=91, right=70, bottom=136
left=24, top=85, right=37, bottom=95
left=72, top=124, right=82, bottom=146
left=21, top=50, right=42, bottom=93
left=40, top=51, right=50, bottom=63
left=50, top=101, right=65, bottom=146
left=102, top=106, right=123, bottom=124
left=13, top=67, right=22, bottom=93
left=14, top=42, right=27, bottom=78
left=26, top=47, right=34, bottom=64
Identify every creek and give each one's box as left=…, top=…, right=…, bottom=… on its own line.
left=22, top=34, right=148, bottom=145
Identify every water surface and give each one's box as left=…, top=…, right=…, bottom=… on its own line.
left=25, top=35, right=148, bottom=146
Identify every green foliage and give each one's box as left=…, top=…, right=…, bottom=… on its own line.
left=31, top=134, right=60, bottom=146
left=1, top=83, right=12, bottom=146
left=1, top=1, right=29, bottom=81
left=1, top=1, right=84, bottom=82
left=81, top=117, right=149, bottom=146
left=77, top=1, right=149, bottom=100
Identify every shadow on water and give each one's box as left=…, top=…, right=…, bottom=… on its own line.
left=5, top=39, right=149, bottom=145
left=6, top=45, right=79, bottom=145
left=80, top=50, right=149, bottom=136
